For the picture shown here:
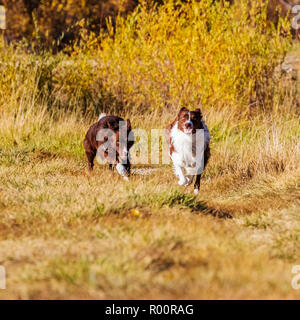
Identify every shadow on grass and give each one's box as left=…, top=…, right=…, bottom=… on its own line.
left=191, top=200, right=233, bottom=219
left=154, top=190, right=233, bottom=219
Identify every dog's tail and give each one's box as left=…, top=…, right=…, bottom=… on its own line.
left=98, top=113, right=107, bottom=121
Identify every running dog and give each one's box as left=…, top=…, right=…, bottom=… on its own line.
left=166, top=107, right=210, bottom=194
left=83, top=114, right=134, bottom=180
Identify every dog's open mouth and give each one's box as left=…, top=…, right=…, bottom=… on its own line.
left=183, top=128, right=193, bottom=134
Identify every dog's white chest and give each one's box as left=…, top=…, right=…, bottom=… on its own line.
left=170, top=122, right=207, bottom=175
left=171, top=126, right=195, bottom=163
left=174, top=140, right=195, bottom=167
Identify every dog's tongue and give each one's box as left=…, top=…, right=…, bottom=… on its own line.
left=184, top=128, right=192, bottom=134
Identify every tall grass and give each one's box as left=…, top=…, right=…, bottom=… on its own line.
left=0, top=0, right=298, bottom=182
left=1, top=87, right=299, bottom=185
left=0, top=0, right=300, bottom=300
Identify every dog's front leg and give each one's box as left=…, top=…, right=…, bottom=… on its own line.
left=173, top=165, right=189, bottom=186
left=172, top=152, right=189, bottom=186
left=116, top=162, right=129, bottom=181
left=193, top=174, right=201, bottom=194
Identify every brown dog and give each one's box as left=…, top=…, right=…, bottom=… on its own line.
left=83, top=114, right=134, bottom=179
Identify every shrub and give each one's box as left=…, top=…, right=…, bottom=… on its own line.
left=0, top=0, right=292, bottom=116
left=96, top=0, right=291, bottom=112
left=2, top=0, right=138, bottom=50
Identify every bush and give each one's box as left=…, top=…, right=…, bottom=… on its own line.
left=2, top=0, right=138, bottom=50
left=0, top=0, right=292, bottom=116
left=96, top=0, right=291, bottom=112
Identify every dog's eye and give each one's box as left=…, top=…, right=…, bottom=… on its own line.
left=180, top=114, right=188, bottom=120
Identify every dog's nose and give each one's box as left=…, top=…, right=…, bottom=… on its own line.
left=185, top=121, right=193, bottom=129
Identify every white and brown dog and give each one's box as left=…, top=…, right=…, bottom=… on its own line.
left=166, top=107, right=210, bottom=194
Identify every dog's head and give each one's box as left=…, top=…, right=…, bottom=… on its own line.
left=97, top=117, right=134, bottom=167
left=177, top=107, right=203, bottom=135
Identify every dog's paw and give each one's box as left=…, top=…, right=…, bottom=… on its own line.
left=116, top=163, right=127, bottom=177
left=184, top=176, right=191, bottom=186
left=194, top=188, right=199, bottom=195
left=185, top=176, right=194, bottom=186
left=178, top=177, right=189, bottom=186
left=178, top=179, right=186, bottom=186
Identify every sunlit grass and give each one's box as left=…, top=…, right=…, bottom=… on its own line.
left=0, top=101, right=300, bottom=299
left=0, top=0, right=299, bottom=300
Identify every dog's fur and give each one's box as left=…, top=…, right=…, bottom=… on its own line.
left=83, top=114, right=134, bottom=178
left=166, top=107, right=210, bottom=194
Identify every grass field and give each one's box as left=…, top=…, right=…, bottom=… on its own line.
left=0, top=0, right=300, bottom=298
left=1, top=46, right=300, bottom=299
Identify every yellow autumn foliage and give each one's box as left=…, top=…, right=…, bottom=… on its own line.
left=96, top=0, right=291, bottom=112
left=0, top=0, right=292, bottom=115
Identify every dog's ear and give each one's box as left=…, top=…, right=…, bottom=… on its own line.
left=179, top=107, right=188, bottom=113
left=177, top=107, right=189, bottom=118
left=194, top=108, right=203, bottom=118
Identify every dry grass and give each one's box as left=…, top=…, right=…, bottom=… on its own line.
left=0, top=160, right=299, bottom=299
left=0, top=6, right=299, bottom=298
left=0, top=97, right=300, bottom=299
